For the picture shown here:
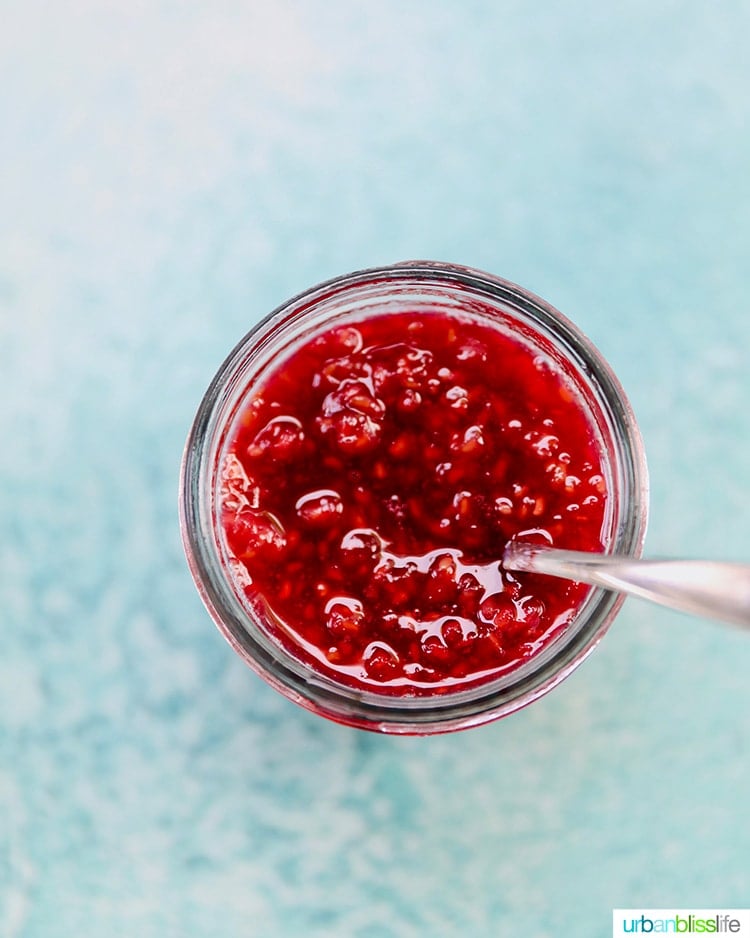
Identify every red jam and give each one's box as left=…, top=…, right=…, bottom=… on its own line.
left=218, top=311, right=607, bottom=695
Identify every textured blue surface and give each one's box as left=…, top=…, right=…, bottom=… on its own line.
left=2, top=2, right=750, bottom=936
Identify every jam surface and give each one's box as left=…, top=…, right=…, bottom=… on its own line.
left=219, top=311, right=607, bottom=695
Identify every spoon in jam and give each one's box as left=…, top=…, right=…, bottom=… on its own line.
left=503, top=543, right=750, bottom=628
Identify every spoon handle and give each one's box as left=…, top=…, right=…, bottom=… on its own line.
left=503, top=544, right=750, bottom=629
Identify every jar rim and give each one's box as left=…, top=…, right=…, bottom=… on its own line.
left=180, top=261, right=649, bottom=734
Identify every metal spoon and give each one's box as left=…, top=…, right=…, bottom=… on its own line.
left=503, top=543, right=750, bottom=628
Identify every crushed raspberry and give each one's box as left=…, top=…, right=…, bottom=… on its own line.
left=218, top=311, right=606, bottom=695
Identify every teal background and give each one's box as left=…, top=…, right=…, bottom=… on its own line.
left=2, top=2, right=749, bottom=936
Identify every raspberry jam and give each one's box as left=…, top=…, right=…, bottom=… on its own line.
left=181, top=263, right=648, bottom=732
left=219, top=311, right=606, bottom=695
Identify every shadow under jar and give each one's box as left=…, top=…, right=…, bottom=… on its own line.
left=180, top=262, right=648, bottom=734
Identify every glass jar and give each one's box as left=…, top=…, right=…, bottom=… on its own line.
left=179, top=261, right=648, bottom=734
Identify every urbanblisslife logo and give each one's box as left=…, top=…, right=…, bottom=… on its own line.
left=613, top=910, right=750, bottom=935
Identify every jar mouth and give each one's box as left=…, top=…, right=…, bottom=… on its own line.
left=180, top=261, right=649, bottom=734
